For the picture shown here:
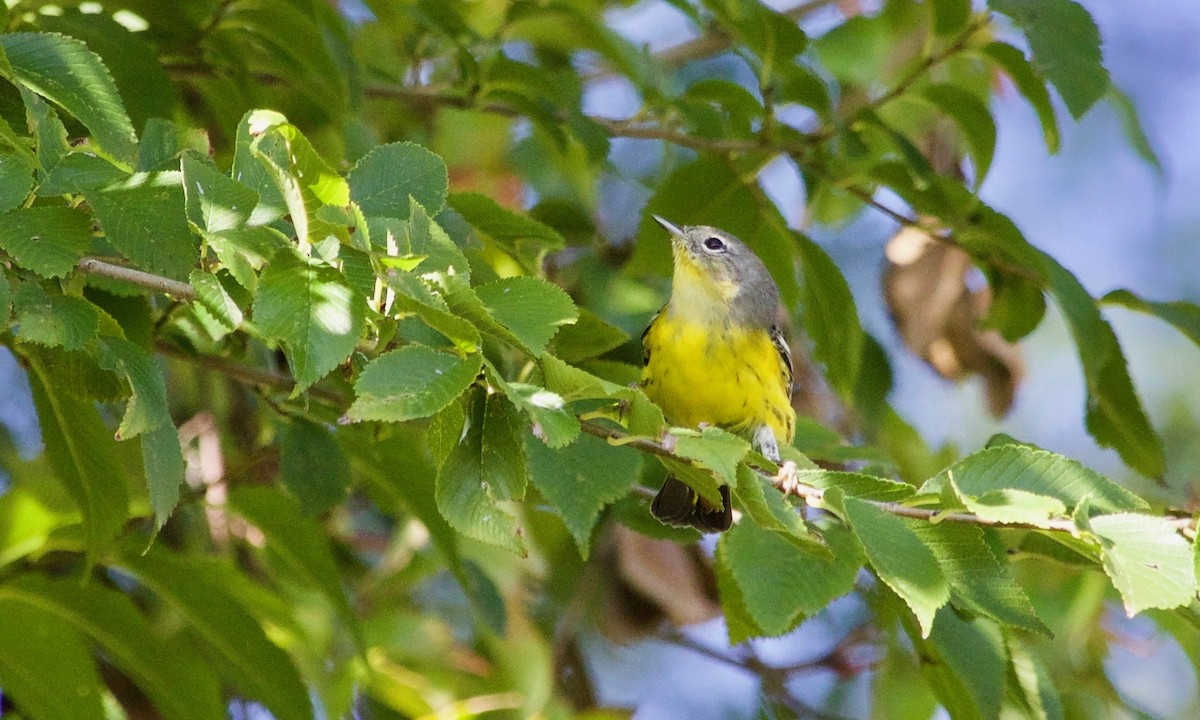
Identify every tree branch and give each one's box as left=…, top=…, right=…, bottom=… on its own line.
left=577, top=419, right=1197, bottom=535
left=77, top=257, right=197, bottom=300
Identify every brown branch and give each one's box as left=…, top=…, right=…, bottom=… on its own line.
left=155, top=343, right=349, bottom=406
left=77, top=257, right=197, bottom=300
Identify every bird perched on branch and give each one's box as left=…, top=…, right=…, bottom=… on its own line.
left=640, top=216, right=795, bottom=532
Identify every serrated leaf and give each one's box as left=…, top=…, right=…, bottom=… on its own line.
left=671, top=426, right=751, bottom=486
left=116, top=544, right=313, bottom=720
left=0, top=274, right=11, bottom=326
left=920, top=609, right=1007, bottom=720
left=482, top=393, right=528, bottom=502
left=140, top=422, right=185, bottom=528
left=250, top=124, right=348, bottom=250
left=551, top=308, right=629, bottom=363
left=95, top=336, right=170, bottom=440
left=348, top=141, right=448, bottom=219
left=27, top=352, right=128, bottom=561
left=206, top=226, right=289, bottom=292
left=0, top=32, right=137, bottom=161
left=448, top=191, right=565, bottom=262
left=1042, top=255, right=1164, bottom=477
left=14, top=283, right=98, bottom=350
left=796, top=232, right=863, bottom=400
left=0, top=575, right=224, bottom=720
left=713, top=531, right=768, bottom=644
left=278, top=418, right=350, bottom=514
left=492, top=373, right=580, bottom=448
left=526, top=432, right=640, bottom=557
left=842, top=496, right=948, bottom=636
left=989, top=0, right=1109, bottom=119
left=85, top=172, right=198, bottom=281
left=541, top=353, right=623, bottom=401
left=0, top=599, right=105, bottom=720
left=189, top=270, right=243, bottom=331
left=732, top=464, right=825, bottom=553
left=436, top=390, right=525, bottom=554
left=182, top=151, right=258, bottom=233
left=138, top=118, right=208, bottom=172
left=1008, top=634, right=1065, bottom=720
left=796, top=468, right=916, bottom=503
left=1089, top=513, right=1196, bottom=616
left=1101, top=288, right=1200, bottom=351
left=349, top=345, right=481, bottom=422
left=718, top=518, right=863, bottom=637
left=474, top=276, right=577, bottom=354
left=232, top=110, right=288, bottom=225
left=228, top=487, right=359, bottom=638
left=386, top=272, right=480, bottom=354
left=908, top=521, right=1050, bottom=635
left=921, top=83, right=997, bottom=185
left=1106, top=85, right=1162, bottom=174
left=253, top=249, right=366, bottom=393
left=955, top=485, right=1067, bottom=526
left=401, top=201, right=471, bottom=280
left=0, top=205, right=92, bottom=278
left=0, top=151, right=35, bottom=214
left=982, top=41, right=1060, bottom=153
left=928, top=444, right=1146, bottom=514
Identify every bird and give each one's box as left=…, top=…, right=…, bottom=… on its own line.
left=640, top=216, right=795, bottom=532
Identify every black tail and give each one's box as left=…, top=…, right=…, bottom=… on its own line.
left=650, top=476, right=732, bottom=532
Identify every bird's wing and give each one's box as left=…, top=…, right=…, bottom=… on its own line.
left=770, top=324, right=794, bottom=394
left=641, top=307, right=664, bottom=365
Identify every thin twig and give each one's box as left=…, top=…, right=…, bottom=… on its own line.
left=155, top=343, right=349, bottom=406
left=77, top=257, right=197, bottom=300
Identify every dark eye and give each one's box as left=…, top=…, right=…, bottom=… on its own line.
left=703, top=236, right=726, bottom=252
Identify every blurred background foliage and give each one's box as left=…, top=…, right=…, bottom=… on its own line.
left=1, top=0, right=1199, bottom=718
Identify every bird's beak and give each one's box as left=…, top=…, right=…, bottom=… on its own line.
left=653, top=215, right=685, bottom=238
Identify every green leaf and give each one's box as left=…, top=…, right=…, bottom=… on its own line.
left=671, top=426, right=751, bottom=486
left=0, top=151, right=35, bottom=214
left=348, top=142, right=449, bottom=219
left=278, top=418, right=350, bottom=515
left=27, top=352, right=128, bottom=561
left=1089, top=513, right=1196, bottom=616
left=85, top=172, right=198, bottom=281
left=842, top=496, right=948, bottom=636
left=526, top=432, right=641, bottom=557
left=732, top=464, right=823, bottom=550
left=489, top=370, right=580, bottom=448
left=349, top=344, right=481, bottom=422
left=182, top=151, right=258, bottom=233
left=796, top=233, right=863, bottom=400
left=0, top=32, right=137, bottom=161
left=116, top=545, right=313, bottom=720
left=551, top=308, right=629, bottom=363
left=447, top=191, right=565, bottom=263
left=1043, top=255, right=1165, bottom=478
left=13, top=284, right=98, bottom=350
left=205, top=226, right=289, bottom=292
left=0, top=575, right=225, bottom=720
left=920, top=83, right=997, bottom=185
left=955, top=487, right=1067, bottom=526
left=140, top=422, right=185, bottom=528
left=796, top=468, right=916, bottom=503
left=988, top=0, right=1110, bottom=119
left=253, top=249, right=366, bottom=393
left=228, top=487, right=359, bottom=637
left=189, top=270, right=244, bottom=331
left=929, top=444, right=1146, bottom=514
left=982, top=41, right=1060, bottom=153
left=0, top=599, right=105, bottom=720
left=0, top=205, right=92, bottom=278
left=95, top=336, right=171, bottom=441
left=232, top=110, right=288, bottom=226
left=1101, top=288, right=1200, bottom=351
left=250, top=124, right=349, bottom=250
left=387, top=272, right=480, bottom=354
left=1008, top=635, right=1065, bottom=720
left=713, top=531, right=768, bottom=644
left=920, top=610, right=1007, bottom=720
left=138, top=118, right=209, bottom=173
left=481, top=393, right=528, bottom=502
left=931, top=0, right=972, bottom=34
left=1106, top=85, right=1162, bottom=174
left=0, top=273, right=11, bottom=326
left=908, top=521, right=1050, bottom=635
left=658, top=456, right=726, bottom=509
left=398, top=201, right=472, bottom=279
left=473, top=276, right=578, bottom=355
left=435, top=390, right=525, bottom=554
left=717, top=518, right=863, bottom=637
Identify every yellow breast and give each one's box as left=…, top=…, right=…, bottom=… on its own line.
left=641, top=314, right=794, bottom=444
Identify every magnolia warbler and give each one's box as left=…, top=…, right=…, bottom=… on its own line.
left=641, top=216, right=795, bottom=532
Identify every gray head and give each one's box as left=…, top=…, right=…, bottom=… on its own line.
left=654, top=215, right=781, bottom=327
